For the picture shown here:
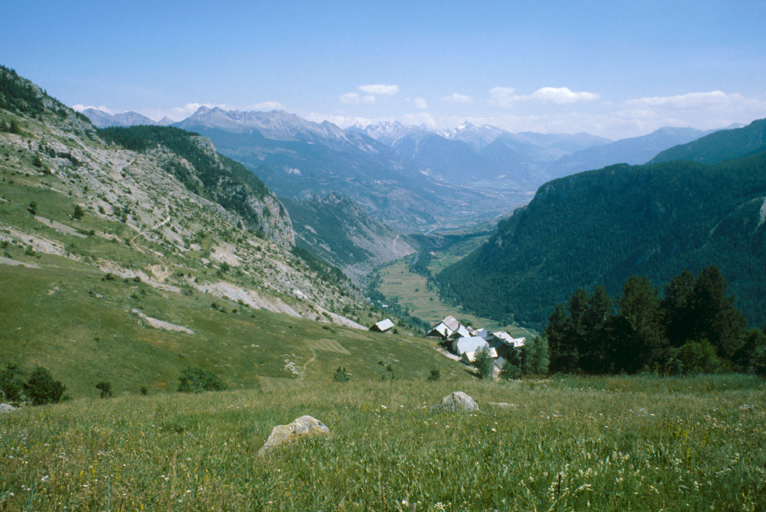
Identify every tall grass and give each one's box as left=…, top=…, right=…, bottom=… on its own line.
left=1, top=375, right=764, bottom=511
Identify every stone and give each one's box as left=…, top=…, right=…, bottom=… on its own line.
left=488, top=401, right=518, bottom=410
left=0, top=403, right=15, bottom=413
left=257, top=415, right=329, bottom=456
left=430, top=391, right=480, bottom=413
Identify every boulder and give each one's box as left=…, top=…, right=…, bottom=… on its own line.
left=430, top=391, right=480, bottom=413
left=0, top=403, right=15, bottom=413
left=257, top=415, right=329, bottom=456
left=488, top=401, right=518, bottom=410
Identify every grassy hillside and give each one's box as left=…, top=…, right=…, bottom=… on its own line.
left=1, top=67, right=468, bottom=400
left=282, top=192, right=416, bottom=285
left=2, top=375, right=764, bottom=510
left=439, top=153, right=766, bottom=328
left=0, top=263, right=468, bottom=398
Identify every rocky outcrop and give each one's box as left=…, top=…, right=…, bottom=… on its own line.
left=257, top=415, right=330, bottom=456
left=430, top=391, right=480, bottom=413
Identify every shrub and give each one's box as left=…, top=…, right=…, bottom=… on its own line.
left=333, top=367, right=350, bottom=383
left=73, top=204, right=84, bottom=220
left=177, top=366, right=228, bottom=393
left=665, top=340, right=724, bottom=375
left=24, top=367, right=67, bottom=405
left=474, top=346, right=495, bottom=380
left=499, top=360, right=522, bottom=380
left=427, top=369, right=441, bottom=381
left=140, top=385, right=149, bottom=395
left=95, top=381, right=112, bottom=398
left=0, top=364, right=25, bottom=402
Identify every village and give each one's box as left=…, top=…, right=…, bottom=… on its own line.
left=371, top=315, right=527, bottom=374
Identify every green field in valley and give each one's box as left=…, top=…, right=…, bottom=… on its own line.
left=376, top=258, right=536, bottom=338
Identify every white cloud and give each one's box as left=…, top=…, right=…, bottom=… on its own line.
left=72, top=105, right=115, bottom=114
left=488, top=87, right=518, bottom=107
left=443, top=93, right=473, bottom=104
left=401, top=112, right=436, bottom=127
left=248, top=101, right=285, bottom=111
left=625, top=91, right=740, bottom=109
left=340, top=92, right=376, bottom=105
left=530, top=87, right=600, bottom=104
left=413, top=97, right=428, bottom=109
left=358, top=84, right=399, bottom=96
left=340, top=92, right=361, bottom=104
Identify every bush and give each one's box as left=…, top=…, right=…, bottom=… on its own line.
left=24, top=366, right=67, bottom=405
left=95, top=381, right=112, bottom=398
left=73, top=204, right=84, bottom=220
left=474, top=346, right=495, bottom=380
left=333, top=367, right=350, bottom=383
left=0, top=364, right=25, bottom=402
left=665, top=340, right=724, bottom=375
left=177, top=366, right=228, bottom=393
left=499, top=360, right=522, bottom=380
left=427, top=369, right=441, bottom=381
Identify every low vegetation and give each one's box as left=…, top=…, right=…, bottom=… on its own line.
left=1, top=375, right=764, bottom=511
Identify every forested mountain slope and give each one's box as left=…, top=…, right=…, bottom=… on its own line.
left=438, top=153, right=766, bottom=328
left=649, top=118, right=766, bottom=165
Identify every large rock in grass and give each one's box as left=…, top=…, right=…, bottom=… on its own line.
left=257, top=415, right=329, bottom=456
left=0, top=403, right=15, bottom=413
left=430, top=391, right=480, bottom=413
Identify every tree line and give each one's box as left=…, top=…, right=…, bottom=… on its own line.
left=545, top=266, right=766, bottom=375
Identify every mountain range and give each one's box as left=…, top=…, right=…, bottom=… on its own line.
left=86, top=107, right=726, bottom=215
left=81, top=108, right=174, bottom=128
left=438, top=119, right=766, bottom=329
left=173, top=108, right=521, bottom=233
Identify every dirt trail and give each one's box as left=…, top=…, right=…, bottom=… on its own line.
left=130, top=203, right=171, bottom=252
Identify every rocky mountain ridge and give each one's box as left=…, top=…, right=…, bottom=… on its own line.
left=0, top=66, right=370, bottom=328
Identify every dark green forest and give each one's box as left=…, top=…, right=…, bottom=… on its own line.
left=545, top=267, right=766, bottom=375
left=438, top=151, right=766, bottom=329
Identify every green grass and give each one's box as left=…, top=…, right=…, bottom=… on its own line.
left=376, top=259, right=536, bottom=338
left=0, top=263, right=468, bottom=399
left=1, top=375, right=764, bottom=511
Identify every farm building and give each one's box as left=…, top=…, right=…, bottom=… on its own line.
left=426, top=315, right=461, bottom=339
left=370, top=318, right=395, bottom=333
left=427, top=316, right=526, bottom=366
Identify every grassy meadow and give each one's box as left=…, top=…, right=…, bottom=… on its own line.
left=1, top=375, right=764, bottom=511
left=376, top=259, right=535, bottom=338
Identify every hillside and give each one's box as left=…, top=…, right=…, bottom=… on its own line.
left=438, top=153, right=766, bottom=328
left=0, top=66, right=469, bottom=398
left=281, top=192, right=416, bottom=284
left=649, top=118, right=766, bottom=164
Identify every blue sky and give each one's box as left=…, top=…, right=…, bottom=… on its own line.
left=3, top=0, right=765, bottom=138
